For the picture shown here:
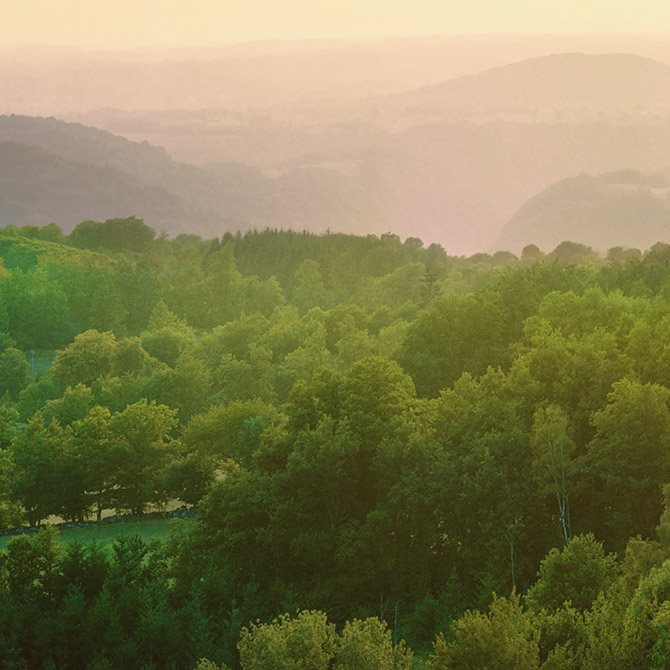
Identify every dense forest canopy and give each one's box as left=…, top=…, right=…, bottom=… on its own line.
left=3, top=218, right=670, bottom=668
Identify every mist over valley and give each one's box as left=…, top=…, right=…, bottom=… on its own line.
left=4, top=37, right=670, bottom=254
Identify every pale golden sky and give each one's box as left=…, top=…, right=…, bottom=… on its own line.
left=2, top=0, right=669, bottom=49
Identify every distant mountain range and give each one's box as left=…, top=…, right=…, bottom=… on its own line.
left=8, top=37, right=669, bottom=117
left=4, top=49, right=670, bottom=252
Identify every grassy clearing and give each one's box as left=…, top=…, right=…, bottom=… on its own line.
left=0, top=517, right=191, bottom=552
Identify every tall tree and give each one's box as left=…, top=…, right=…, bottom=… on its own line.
left=586, top=379, right=670, bottom=550
left=9, top=414, right=84, bottom=524
left=531, top=404, right=574, bottom=547
left=108, top=400, right=179, bottom=514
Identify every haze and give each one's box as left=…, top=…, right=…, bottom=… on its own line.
left=5, top=0, right=670, bottom=48
left=4, top=2, right=670, bottom=254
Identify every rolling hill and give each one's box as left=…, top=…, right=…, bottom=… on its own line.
left=0, top=140, right=186, bottom=230
left=387, top=53, right=670, bottom=125
left=0, top=115, right=386, bottom=236
left=493, top=170, right=670, bottom=253
left=5, top=51, right=670, bottom=252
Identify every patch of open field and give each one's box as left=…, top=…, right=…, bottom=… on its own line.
left=0, top=517, right=192, bottom=552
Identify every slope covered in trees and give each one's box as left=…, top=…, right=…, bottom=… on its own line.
left=4, top=221, right=670, bottom=667
left=0, top=115, right=386, bottom=238
left=495, top=170, right=670, bottom=253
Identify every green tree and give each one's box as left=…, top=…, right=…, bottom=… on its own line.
left=41, top=383, right=94, bottom=426
left=112, top=336, right=149, bottom=376
left=0, top=404, right=18, bottom=450
left=334, top=617, right=413, bottom=670
left=525, top=534, right=618, bottom=613
left=143, top=352, right=211, bottom=421
left=341, top=356, right=416, bottom=448
left=69, top=216, right=156, bottom=253
left=334, top=315, right=374, bottom=370
left=1, top=266, right=74, bottom=348
left=206, top=241, right=243, bottom=325
left=520, top=244, right=545, bottom=266
left=0, top=446, right=22, bottom=527
left=38, top=222, right=65, bottom=244
left=397, top=292, right=516, bottom=397
left=71, top=406, right=116, bottom=521
left=184, top=399, right=280, bottom=466
left=547, top=241, right=600, bottom=266
left=292, top=259, right=329, bottom=312
left=51, top=329, right=118, bottom=388
left=587, top=379, right=670, bottom=549
left=428, top=593, right=540, bottom=670
left=238, top=274, right=285, bottom=317
left=509, top=314, right=630, bottom=447
left=141, top=326, right=194, bottom=367
left=16, top=376, right=59, bottom=421
left=8, top=414, right=84, bottom=524
left=280, top=322, right=332, bottom=390
left=147, top=300, right=192, bottom=333
left=0, top=347, right=30, bottom=399
left=591, top=561, right=670, bottom=670
left=1, top=526, right=63, bottom=602
left=238, top=610, right=336, bottom=670
left=108, top=400, right=178, bottom=514
left=375, top=319, right=409, bottom=360
left=194, top=660, right=231, bottom=670
left=431, top=369, right=543, bottom=598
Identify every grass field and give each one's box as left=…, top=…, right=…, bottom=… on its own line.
left=0, top=517, right=192, bottom=552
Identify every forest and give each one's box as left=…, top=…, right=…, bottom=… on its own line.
left=3, top=217, right=670, bottom=668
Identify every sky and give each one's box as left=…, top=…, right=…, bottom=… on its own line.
left=3, top=0, right=670, bottom=49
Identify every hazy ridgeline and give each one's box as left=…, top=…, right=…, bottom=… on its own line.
left=5, top=38, right=670, bottom=255
left=2, top=222, right=670, bottom=667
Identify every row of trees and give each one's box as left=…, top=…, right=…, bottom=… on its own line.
left=3, top=399, right=179, bottom=525
left=4, top=217, right=670, bottom=350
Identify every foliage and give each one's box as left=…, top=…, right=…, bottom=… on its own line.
left=51, top=329, right=118, bottom=387
left=334, top=617, right=414, bottom=670
left=428, top=593, right=540, bottom=670
left=238, top=610, right=336, bottom=670
left=0, top=347, right=30, bottom=399
left=525, top=534, right=618, bottom=612
left=5, top=225, right=670, bottom=666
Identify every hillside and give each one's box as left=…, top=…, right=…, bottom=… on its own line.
left=7, top=36, right=663, bottom=117
left=493, top=170, right=670, bottom=253
left=69, top=54, right=670, bottom=254
left=5, top=53, right=670, bottom=252
left=6, top=112, right=670, bottom=253
left=0, top=141, right=188, bottom=231
left=0, top=116, right=385, bottom=236
left=7, top=223, right=670, bottom=668
left=387, top=53, right=670, bottom=125
left=0, top=231, right=111, bottom=271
